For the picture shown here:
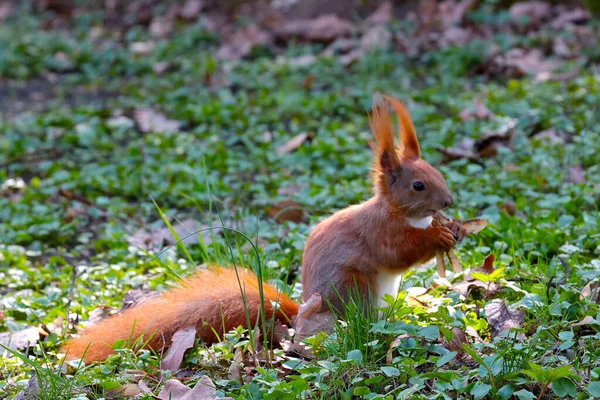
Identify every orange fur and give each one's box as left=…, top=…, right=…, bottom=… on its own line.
left=62, top=268, right=298, bottom=363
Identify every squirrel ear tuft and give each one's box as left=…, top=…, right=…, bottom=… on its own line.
left=380, top=150, right=398, bottom=177
left=369, top=94, right=401, bottom=173
left=383, top=95, right=420, bottom=160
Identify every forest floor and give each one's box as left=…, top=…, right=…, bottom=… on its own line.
left=1, top=1, right=600, bottom=399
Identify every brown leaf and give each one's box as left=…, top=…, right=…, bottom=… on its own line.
left=484, top=299, right=524, bottom=338
left=12, top=373, right=40, bottom=400
left=549, top=8, right=590, bottom=29
left=106, top=384, right=142, bottom=399
left=130, top=41, right=155, bottom=55
left=553, top=37, right=573, bottom=58
left=509, top=1, right=552, bottom=27
left=121, top=289, right=161, bottom=311
left=276, top=132, right=309, bottom=154
left=499, top=201, right=517, bottom=216
left=134, top=107, right=180, bottom=134
left=157, top=376, right=233, bottom=400
left=292, top=293, right=334, bottom=343
left=365, top=1, right=393, bottom=26
left=361, top=25, right=391, bottom=51
left=582, top=279, right=600, bottom=303
left=447, top=251, right=463, bottom=273
left=267, top=200, right=306, bottom=223
left=496, top=48, right=563, bottom=78
left=444, top=327, right=468, bottom=352
left=217, top=25, right=272, bottom=61
left=452, top=277, right=499, bottom=298
left=178, top=0, right=203, bottom=21
left=339, top=49, right=363, bottom=67
left=532, top=127, right=567, bottom=145
left=570, top=315, right=596, bottom=328
left=277, top=54, right=317, bottom=67
left=128, top=218, right=216, bottom=252
left=436, top=146, right=480, bottom=164
left=474, top=118, right=517, bottom=158
left=459, top=99, right=496, bottom=121
left=161, top=326, right=197, bottom=371
left=276, top=14, right=353, bottom=43
left=0, top=327, right=40, bottom=351
left=436, top=250, right=447, bottom=278
left=0, top=1, right=14, bottom=21
left=157, top=380, right=190, bottom=400
left=386, top=334, right=410, bottom=364
left=150, top=16, right=174, bottom=38
left=567, top=166, right=585, bottom=184
left=87, top=305, right=115, bottom=325
left=153, top=62, right=170, bottom=75
left=227, top=347, right=244, bottom=383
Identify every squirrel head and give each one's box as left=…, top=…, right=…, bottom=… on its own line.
left=369, top=95, right=453, bottom=219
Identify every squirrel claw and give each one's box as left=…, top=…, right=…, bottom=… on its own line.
left=445, top=221, right=468, bottom=243
left=436, top=226, right=456, bottom=250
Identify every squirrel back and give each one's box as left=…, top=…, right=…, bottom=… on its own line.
left=62, top=268, right=298, bottom=363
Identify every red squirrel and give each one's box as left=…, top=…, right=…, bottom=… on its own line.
left=61, top=95, right=462, bottom=363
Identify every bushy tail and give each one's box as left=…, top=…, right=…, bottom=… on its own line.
left=61, top=268, right=298, bottom=363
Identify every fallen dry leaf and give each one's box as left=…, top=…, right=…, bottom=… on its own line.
left=12, top=373, right=40, bottom=400
left=158, top=376, right=233, bottom=400
left=217, top=25, right=272, bottom=61
left=436, top=146, right=480, bottom=164
left=361, top=25, right=391, bottom=51
left=106, top=383, right=142, bottom=399
left=178, top=0, right=203, bottom=21
left=451, top=255, right=500, bottom=297
left=570, top=315, right=596, bottom=328
left=474, top=118, right=517, bottom=158
left=134, top=107, right=181, bottom=134
left=567, top=165, right=585, bottom=184
left=549, top=7, right=590, bottom=29
left=444, top=327, right=468, bottom=352
left=161, top=326, right=197, bottom=371
left=582, top=279, right=600, bottom=303
left=128, top=218, right=218, bottom=252
left=509, top=1, right=552, bottom=27
left=227, top=347, right=244, bottom=383
left=493, top=48, right=563, bottom=78
left=365, top=1, right=393, bottom=26
left=484, top=299, right=524, bottom=338
left=532, top=127, right=568, bottom=145
left=386, top=334, right=410, bottom=364
left=292, top=294, right=334, bottom=342
left=0, top=1, right=14, bottom=21
left=121, top=289, right=161, bottom=311
left=276, top=132, right=309, bottom=154
left=276, top=14, right=353, bottom=43
left=266, top=200, right=306, bottom=223
left=0, top=327, right=40, bottom=351
left=459, top=99, right=496, bottom=121
left=432, top=213, right=488, bottom=277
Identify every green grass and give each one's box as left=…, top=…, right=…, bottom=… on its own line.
left=1, top=1, right=600, bottom=399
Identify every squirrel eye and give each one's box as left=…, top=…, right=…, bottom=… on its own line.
left=413, top=181, right=425, bottom=191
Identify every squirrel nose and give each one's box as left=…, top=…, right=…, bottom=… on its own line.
left=444, top=196, right=454, bottom=208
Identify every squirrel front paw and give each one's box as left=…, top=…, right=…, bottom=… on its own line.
left=445, top=221, right=468, bottom=243
left=435, top=226, right=456, bottom=250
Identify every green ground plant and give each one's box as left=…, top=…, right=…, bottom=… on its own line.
left=1, top=1, right=600, bottom=399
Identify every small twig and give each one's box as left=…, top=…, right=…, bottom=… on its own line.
left=558, top=256, right=571, bottom=281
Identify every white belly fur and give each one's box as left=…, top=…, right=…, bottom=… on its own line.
left=376, top=269, right=403, bottom=308
left=376, top=216, right=433, bottom=308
